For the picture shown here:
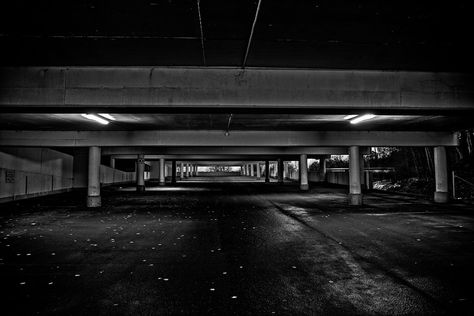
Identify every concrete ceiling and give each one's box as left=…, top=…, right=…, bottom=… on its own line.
left=1, top=0, right=473, bottom=71
left=0, top=113, right=470, bottom=132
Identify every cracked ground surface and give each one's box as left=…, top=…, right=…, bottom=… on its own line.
left=1, top=178, right=473, bottom=315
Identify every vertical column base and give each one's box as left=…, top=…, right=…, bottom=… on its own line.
left=159, top=181, right=166, bottom=186
left=87, top=196, right=101, bottom=208
left=137, top=185, right=146, bottom=192
left=300, top=184, right=309, bottom=191
left=434, top=191, right=449, bottom=203
left=349, top=194, right=363, bottom=205
left=265, top=178, right=270, bottom=183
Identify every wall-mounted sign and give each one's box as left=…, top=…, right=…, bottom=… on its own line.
left=5, top=169, right=15, bottom=183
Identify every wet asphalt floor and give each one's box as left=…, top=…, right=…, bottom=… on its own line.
left=1, top=177, right=473, bottom=315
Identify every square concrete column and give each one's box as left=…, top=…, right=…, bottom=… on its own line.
left=180, top=163, right=184, bottom=179
left=349, top=146, right=362, bottom=205
left=256, top=162, right=261, bottom=178
left=136, top=154, right=145, bottom=192
left=250, top=164, right=254, bottom=177
left=278, top=159, right=284, bottom=184
left=284, top=162, right=289, bottom=179
left=434, top=146, right=449, bottom=203
left=159, top=158, right=165, bottom=186
left=109, top=157, right=115, bottom=169
left=87, top=146, right=101, bottom=207
left=300, top=154, right=309, bottom=190
left=320, top=157, right=327, bottom=182
left=265, top=161, right=270, bottom=183
left=172, top=161, right=177, bottom=183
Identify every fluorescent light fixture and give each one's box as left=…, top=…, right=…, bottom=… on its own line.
left=98, top=113, right=116, bottom=121
left=81, top=114, right=109, bottom=125
left=344, top=114, right=358, bottom=120
left=350, top=114, right=376, bottom=124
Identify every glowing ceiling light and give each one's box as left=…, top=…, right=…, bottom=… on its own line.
left=98, top=113, right=116, bottom=121
left=344, top=114, right=358, bottom=120
left=81, top=114, right=109, bottom=125
left=350, top=114, right=376, bottom=124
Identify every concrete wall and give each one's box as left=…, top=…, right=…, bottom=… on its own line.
left=73, top=149, right=136, bottom=188
left=100, top=165, right=136, bottom=185
left=0, top=147, right=73, bottom=202
left=326, top=168, right=367, bottom=186
left=0, top=147, right=136, bottom=203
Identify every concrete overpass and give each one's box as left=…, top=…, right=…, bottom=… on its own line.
left=1, top=67, right=472, bottom=207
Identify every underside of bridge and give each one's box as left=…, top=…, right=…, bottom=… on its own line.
left=1, top=1, right=473, bottom=315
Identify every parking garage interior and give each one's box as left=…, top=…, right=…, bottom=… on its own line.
left=1, top=1, right=474, bottom=315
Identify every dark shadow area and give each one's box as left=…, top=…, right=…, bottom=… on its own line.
left=1, top=182, right=473, bottom=315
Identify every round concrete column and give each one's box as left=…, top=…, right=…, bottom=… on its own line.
left=250, top=164, right=254, bottom=177
left=159, top=158, right=165, bottom=186
left=299, top=155, right=309, bottom=190
left=349, top=146, right=362, bottom=205
left=278, top=159, right=284, bottom=184
left=186, top=164, right=190, bottom=178
left=434, top=146, right=449, bottom=203
left=256, top=163, right=261, bottom=178
left=265, top=161, right=270, bottom=183
left=284, top=162, right=289, bottom=179
left=180, top=163, right=184, bottom=179
left=195, top=165, right=199, bottom=176
left=136, top=155, right=145, bottom=192
left=87, top=146, right=101, bottom=207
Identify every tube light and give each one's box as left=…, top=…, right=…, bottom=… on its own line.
left=344, top=114, right=358, bottom=120
left=98, top=113, right=116, bottom=121
left=81, top=114, right=109, bottom=125
left=350, top=114, right=376, bottom=124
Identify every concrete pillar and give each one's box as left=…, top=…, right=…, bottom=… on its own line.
left=300, top=154, right=309, bottom=191
left=349, top=146, right=362, bottom=205
left=284, top=162, right=289, bottom=179
left=172, top=161, right=177, bottom=183
left=136, top=154, right=145, bottom=192
left=186, top=164, right=190, bottom=178
left=87, top=146, right=101, bottom=207
left=320, top=157, right=327, bottom=182
left=434, top=146, right=449, bottom=203
left=278, top=159, right=284, bottom=184
left=265, top=161, right=270, bottom=183
left=159, top=158, right=165, bottom=186
left=256, top=163, right=261, bottom=178
left=250, top=164, right=254, bottom=177
left=180, top=163, right=184, bottom=179
left=195, top=165, right=199, bottom=176
left=110, top=157, right=115, bottom=169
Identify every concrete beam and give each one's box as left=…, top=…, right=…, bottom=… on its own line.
left=0, top=130, right=459, bottom=147
left=1, top=67, right=473, bottom=114
left=104, top=147, right=352, bottom=156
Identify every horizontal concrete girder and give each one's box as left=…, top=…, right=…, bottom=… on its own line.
left=111, top=155, right=328, bottom=161
left=0, top=67, right=473, bottom=114
left=0, top=130, right=459, bottom=147
left=104, top=146, right=351, bottom=156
